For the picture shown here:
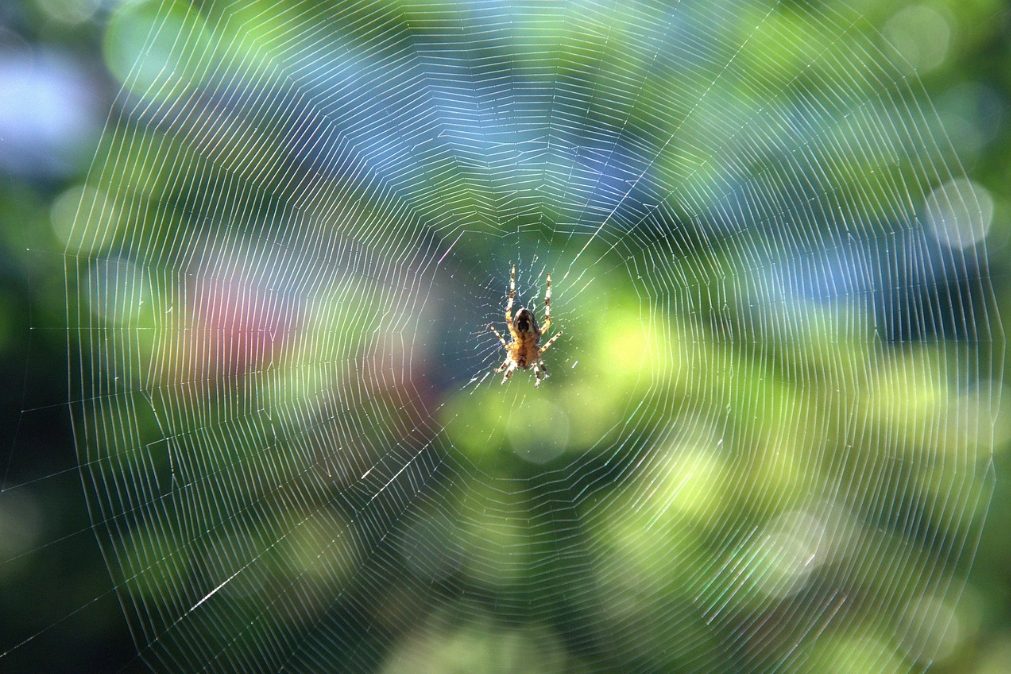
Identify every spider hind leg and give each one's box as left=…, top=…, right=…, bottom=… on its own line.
left=506, top=265, right=516, bottom=323
left=541, top=273, right=552, bottom=334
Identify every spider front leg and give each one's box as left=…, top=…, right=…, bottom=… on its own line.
left=539, top=331, right=562, bottom=355
left=533, top=360, right=549, bottom=387
left=497, top=359, right=517, bottom=384
left=505, top=264, right=516, bottom=323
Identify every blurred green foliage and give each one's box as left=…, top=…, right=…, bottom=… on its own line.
left=0, top=0, right=1009, bottom=672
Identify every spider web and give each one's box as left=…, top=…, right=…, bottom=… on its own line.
left=42, top=0, right=1003, bottom=670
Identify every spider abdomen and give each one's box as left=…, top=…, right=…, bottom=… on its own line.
left=509, top=307, right=541, bottom=369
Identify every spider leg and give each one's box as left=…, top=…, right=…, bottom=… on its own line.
left=487, top=323, right=508, bottom=349
left=540, top=272, right=552, bottom=334
left=533, top=360, right=549, bottom=387
left=500, top=360, right=517, bottom=384
left=505, top=264, right=516, bottom=323
left=539, top=331, right=562, bottom=355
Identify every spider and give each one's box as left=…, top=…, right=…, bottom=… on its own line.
left=487, top=265, right=562, bottom=387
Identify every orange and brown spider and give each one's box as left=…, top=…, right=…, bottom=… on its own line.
left=487, top=265, right=562, bottom=387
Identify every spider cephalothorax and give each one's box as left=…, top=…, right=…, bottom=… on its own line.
left=487, top=265, right=562, bottom=386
